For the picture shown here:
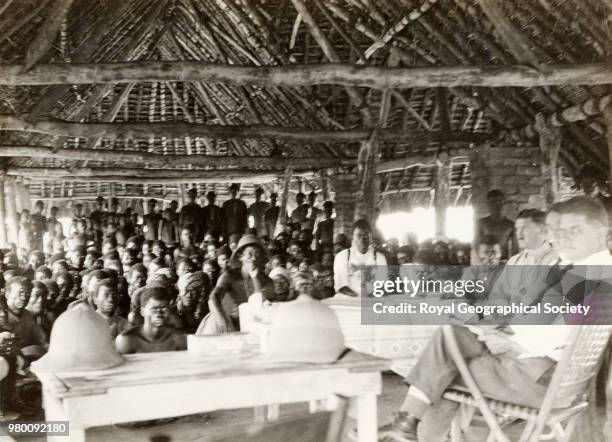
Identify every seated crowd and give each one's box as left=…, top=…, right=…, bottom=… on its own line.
left=0, top=184, right=608, bottom=438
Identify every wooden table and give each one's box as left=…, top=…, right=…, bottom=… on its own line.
left=32, top=350, right=389, bottom=442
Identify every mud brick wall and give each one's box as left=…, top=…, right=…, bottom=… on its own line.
left=470, top=145, right=545, bottom=219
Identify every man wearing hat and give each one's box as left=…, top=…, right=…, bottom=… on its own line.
left=199, top=234, right=273, bottom=334
left=248, top=187, right=269, bottom=238
left=179, top=188, right=204, bottom=243
left=201, top=191, right=224, bottom=241
left=222, top=183, right=248, bottom=242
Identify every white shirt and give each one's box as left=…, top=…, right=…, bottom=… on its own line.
left=506, top=241, right=560, bottom=266
left=333, top=246, right=387, bottom=296
left=510, top=249, right=612, bottom=360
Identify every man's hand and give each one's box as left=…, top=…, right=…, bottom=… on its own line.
left=248, top=267, right=259, bottom=280
left=477, top=333, right=523, bottom=355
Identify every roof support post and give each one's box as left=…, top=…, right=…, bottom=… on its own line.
left=276, top=165, right=293, bottom=236
left=604, top=104, right=612, bottom=196
left=5, top=176, right=19, bottom=245
left=535, top=114, right=561, bottom=206
left=0, top=174, right=7, bottom=247
left=434, top=153, right=451, bottom=240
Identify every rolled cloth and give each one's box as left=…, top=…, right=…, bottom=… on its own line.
left=177, top=271, right=208, bottom=293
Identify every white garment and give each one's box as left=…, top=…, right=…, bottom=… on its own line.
left=333, top=246, right=387, bottom=296
left=506, top=241, right=559, bottom=266
left=510, top=249, right=612, bottom=360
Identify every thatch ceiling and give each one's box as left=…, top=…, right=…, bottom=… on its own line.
left=0, top=0, right=610, bottom=201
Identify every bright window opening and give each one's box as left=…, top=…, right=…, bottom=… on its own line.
left=377, top=206, right=474, bottom=244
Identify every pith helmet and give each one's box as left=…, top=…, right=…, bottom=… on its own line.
left=32, top=304, right=125, bottom=372
left=265, top=299, right=345, bottom=363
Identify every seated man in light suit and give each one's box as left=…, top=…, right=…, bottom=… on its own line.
left=379, top=197, right=611, bottom=441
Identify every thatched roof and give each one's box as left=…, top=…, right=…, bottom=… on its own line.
left=0, top=0, right=610, bottom=202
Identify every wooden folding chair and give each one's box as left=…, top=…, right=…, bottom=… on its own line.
left=209, top=397, right=349, bottom=442
left=440, top=325, right=612, bottom=442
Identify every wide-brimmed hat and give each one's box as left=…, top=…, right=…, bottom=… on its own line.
left=230, top=234, right=266, bottom=268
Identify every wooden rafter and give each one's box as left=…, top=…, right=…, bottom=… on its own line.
left=22, top=0, right=77, bottom=72
left=0, top=145, right=353, bottom=168
left=0, top=115, right=491, bottom=144
left=2, top=61, right=611, bottom=88
left=10, top=167, right=316, bottom=185
left=477, top=0, right=545, bottom=71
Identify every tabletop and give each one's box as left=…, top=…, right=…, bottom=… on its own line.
left=32, top=349, right=390, bottom=398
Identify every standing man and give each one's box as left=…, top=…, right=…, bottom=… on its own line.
left=303, top=191, right=321, bottom=231
left=143, top=199, right=161, bottom=241
left=222, top=183, right=248, bottom=242
left=107, top=198, right=121, bottom=227
left=473, top=189, right=517, bottom=262
left=248, top=187, right=269, bottom=238
left=264, top=192, right=280, bottom=238
left=314, top=201, right=334, bottom=257
left=290, top=192, right=308, bottom=229
left=90, top=196, right=108, bottom=230
left=179, top=188, right=203, bottom=243
left=201, top=191, right=224, bottom=242
left=576, top=165, right=612, bottom=221
left=30, top=201, right=47, bottom=251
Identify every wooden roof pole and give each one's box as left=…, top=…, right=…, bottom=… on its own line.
left=0, top=115, right=492, bottom=144
left=2, top=61, right=611, bottom=88
left=535, top=115, right=561, bottom=206
left=289, top=0, right=374, bottom=127
left=0, top=145, right=352, bottom=169
left=22, top=0, right=76, bottom=72
left=4, top=176, right=18, bottom=244
left=477, top=0, right=546, bottom=72
left=434, top=153, right=451, bottom=240
left=276, top=165, right=293, bottom=235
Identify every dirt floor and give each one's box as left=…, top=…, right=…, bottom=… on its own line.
left=13, top=372, right=611, bottom=442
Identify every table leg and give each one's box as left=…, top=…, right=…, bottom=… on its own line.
left=254, top=404, right=279, bottom=422
left=42, top=392, right=85, bottom=442
left=355, top=394, right=377, bottom=442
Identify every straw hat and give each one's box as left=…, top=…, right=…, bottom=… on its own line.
left=229, top=234, right=266, bottom=268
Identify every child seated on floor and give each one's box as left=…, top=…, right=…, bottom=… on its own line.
left=94, top=278, right=129, bottom=341
left=115, top=286, right=186, bottom=354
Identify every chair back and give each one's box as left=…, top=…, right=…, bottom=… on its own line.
left=546, top=325, right=612, bottom=409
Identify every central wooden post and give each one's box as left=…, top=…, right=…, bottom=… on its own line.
left=5, top=176, right=19, bottom=244
left=434, top=153, right=451, bottom=240
left=0, top=174, right=7, bottom=246
left=604, top=104, right=612, bottom=196
left=276, top=165, right=293, bottom=234
left=535, top=114, right=561, bottom=206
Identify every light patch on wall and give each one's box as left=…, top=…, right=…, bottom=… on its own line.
left=377, top=206, right=474, bottom=244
